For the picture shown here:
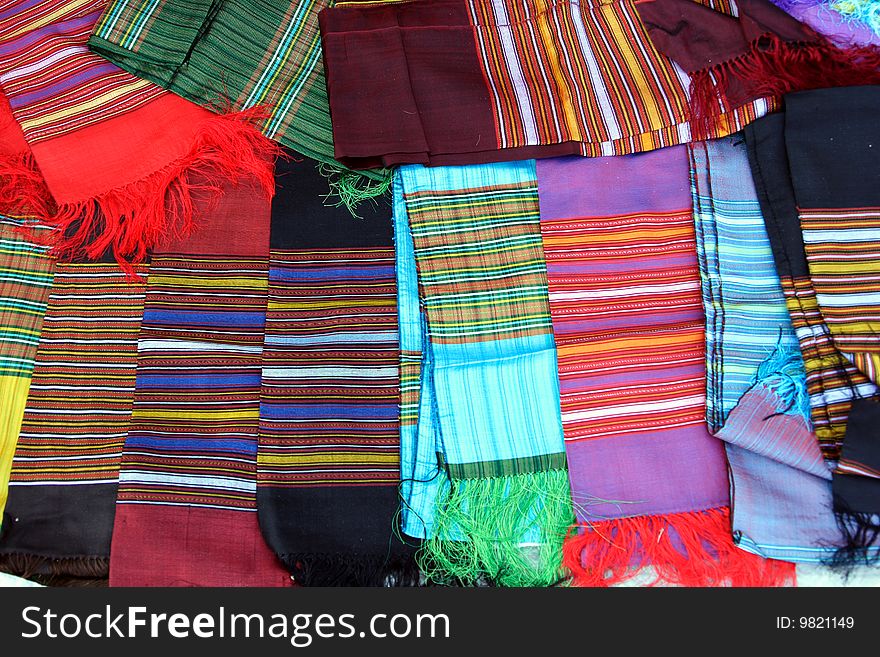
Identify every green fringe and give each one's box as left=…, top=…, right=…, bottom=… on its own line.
left=418, top=468, right=574, bottom=587
left=317, top=163, right=393, bottom=216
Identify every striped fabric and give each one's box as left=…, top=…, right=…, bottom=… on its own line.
left=117, top=256, right=269, bottom=510
left=107, top=184, right=291, bottom=587
left=467, top=0, right=770, bottom=156
left=0, top=259, right=146, bottom=573
left=690, top=137, right=849, bottom=564
left=0, top=0, right=165, bottom=144
left=0, top=215, right=54, bottom=521
left=536, top=150, right=793, bottom=586
left=395, top=162, right=572, bottom=586
left=257, top=249, right=400, bottom=488
left=800, top=207, right=880, bottom=384
left=89, top=0, right=361, bottom=175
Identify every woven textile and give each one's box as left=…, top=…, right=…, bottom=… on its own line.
left=0, top=216, right=54, bottom=524
left=745, top=85, right=880, bottom=564
left=255, top=157, right=415, bottom=586
left=88, top=0, right=387, bottom=198
left=108, top=179, right=290, bottom=587
left=535, top=148, right=793, bottom=585
left=319, top=0, right=772, bottom=169
left=0, top=255, right=146, bottom=582
left=691, top=136, right=848, bottom=563
left=0, top=0, right=277, bottom=266
left=394, top=161, right=573, bottom=586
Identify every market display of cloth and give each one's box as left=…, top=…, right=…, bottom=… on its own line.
left=0, top=0, right=278, bottom=265
left=87, top=0, right=388, bottom=205
left=319, top=0, right=772, bottom=170
left=636, top=0, right=880, bottom=134
left=394, top=161, right=573, bottom=586
left=0, top=252, right=147, bottom=584
left=255, top=156, right=416, bottom=586
left=535, top=147, right=793, bottom=585
left=108, top=177, right=291, bottom=587
left=690, top=136, right=847, bottom=563
left=745, top=85, right=880, bottom=564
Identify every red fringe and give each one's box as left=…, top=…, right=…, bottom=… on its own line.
left=0, top=150, right=53, bottom=218
left=563, top=506, right=797, bottom=587
left=689, top=33, right=880, bottom=139
left=49, top=107, right=282, bottom=273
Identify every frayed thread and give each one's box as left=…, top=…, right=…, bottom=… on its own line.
left=282, top=553, right=422, bottom=587
left=317, top=162, right=393, bottom=216
left=418, top=468, right=574, bottom=587
left=688, top=33, right=880, bottom=138
left=832, top=0, right=880, bottom=35
left=826, top=495, right=880, bottom=572
left=0, top=151, right=53, bottom=218
left=0, top=553, right=109, bottom=587
left=46, top=106, right=281, bottom=275
left=754, top=334, right=811, bottom=420
left=563, top=506, right=797, bottom=587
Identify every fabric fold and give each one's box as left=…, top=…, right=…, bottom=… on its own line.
left=394, top=161, right=573, bottom=586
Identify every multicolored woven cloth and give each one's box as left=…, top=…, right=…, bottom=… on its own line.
left=88, top=0, right=387, bottom=204
left=0, top=0, right=277, bottom=266
left=394, top=161, right=573, bottom=586
left=108, top=179, right=290, bottom=587
left=319, top=0, right=772, bottom=170
left=535, top=148, right=794, bottom=585
left=746, top=86, right=880, bottom=565
left=0, top=215, right=54, bottom=525
left=255, top=157, right=415, bottom=586
left=0, top=253, right=147, bottom=583
left=691, top=136, right=848, bottom=564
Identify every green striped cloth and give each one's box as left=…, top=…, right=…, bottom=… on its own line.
left=88, top=0, right=387, bottom=198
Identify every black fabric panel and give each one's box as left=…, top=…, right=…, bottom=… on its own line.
left=0, top=483, right=117, bottom=558
left=270, top=153, right=392, bottom=250
left=785, top=86, right=880, bottom=210
left=833, top=397, right=880, bottom=514
left=744, top=113, right=811, bottom=280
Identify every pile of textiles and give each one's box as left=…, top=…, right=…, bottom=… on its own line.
left=0, top=0, right=879, bottom=587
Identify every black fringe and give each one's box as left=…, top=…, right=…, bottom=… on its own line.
left=825, top=496, right=880, bottom=575
left=0, top=553, right=109, bottom=587
left=280, top=553, right=422, bottom=587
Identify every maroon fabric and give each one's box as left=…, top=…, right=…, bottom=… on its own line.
left=319, top=0, right=500, bottom=169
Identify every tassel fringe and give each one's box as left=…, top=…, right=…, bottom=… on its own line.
left=0, top=151, right=52, bottom=218
left=418, top=469, right=574, bottom=587
left=0, top=553, right=109, bottom=587
left=317, top=162, right=393, bottom=215
left=280, top=553, right=422, bottom=587
left=563, top=506, right=797, bottom=587
left=827, top=496, right=880, bottom=571
left=688, top=33, right=880, bottom=138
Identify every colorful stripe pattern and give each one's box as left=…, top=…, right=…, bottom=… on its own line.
left=118, top=256, right=268, bottom=510
left=404, top=176, right=553, bottom=346
left=0, top=0, right=165, bottom=144
left=466, top=0, right=772, bottom=156
left=541, top=209, right=706, bottom=441
left=800, top=207, right=880, bottom=384
left=690, top=139, right=807, bottom=431
left=9, top=262, right=146, bottom=485
left=0, top=216, right=54, bottom=518
left=257, top=249, right=401, bottom=487
left=90, top=0, right=345, bottom=170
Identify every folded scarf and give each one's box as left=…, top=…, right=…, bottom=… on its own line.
left=255, top=156, right=416, bottom=586
left=690, top=135, right=848, bottom=563
left=636, top=0, right=880, bottom=136
left=87, top=0, right=387, bottom=207
left=745, top=86, right=880, bottom=566
left=0, top=216, right=54, bottom=525
left=108, top=177, right=291, bottom=587
left=394, top=161, right=573, bottom=586
left=319, top=0, right=772, bottom=170
left=0, top=252, right=147, bottom=585
left=0, top=0, right=278, bottom=266
left=535, top=148, right=794, bottom=585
